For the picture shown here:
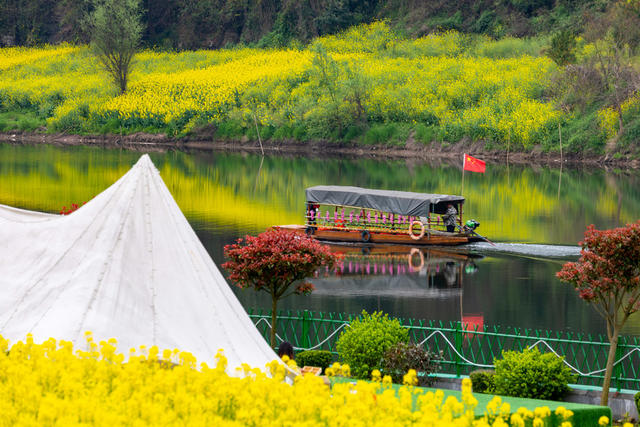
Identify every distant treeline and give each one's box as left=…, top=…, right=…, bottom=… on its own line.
left=0, top=0, right=613, bottom=49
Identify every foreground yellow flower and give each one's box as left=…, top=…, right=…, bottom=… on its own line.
left=402, top=368, right=418, bottom=386
left=0, top=334, right=570, bottom=427
left=371, top=369, right=382, bottom=382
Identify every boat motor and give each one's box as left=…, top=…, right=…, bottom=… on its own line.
left=465, top=219, right=480, bottom=231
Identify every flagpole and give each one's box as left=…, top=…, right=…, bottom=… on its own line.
left=461, top=154, right=466, bottom=196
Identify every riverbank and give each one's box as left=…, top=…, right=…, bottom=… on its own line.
left=3, top=130, right=639, bottom=168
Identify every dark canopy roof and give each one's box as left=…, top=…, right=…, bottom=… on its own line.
left=306, top=186, right=465, bottom=216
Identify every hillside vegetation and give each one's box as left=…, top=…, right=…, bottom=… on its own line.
left=1, top=25, right=566, bottom=148
left=0, top=0, right=619, bottom=49
left=1, top=1, right=640, bottom=156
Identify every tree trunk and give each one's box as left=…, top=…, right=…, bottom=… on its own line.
left=616, top=104, right=624, bottom=136
left=270, top=295, right=278, bottom=349
left=601, top=327, right=620, bottom=406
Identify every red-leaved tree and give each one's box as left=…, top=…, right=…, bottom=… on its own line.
left=223, top=228, right=337, bottom=348
left=556, top=221, right=640, bottom=405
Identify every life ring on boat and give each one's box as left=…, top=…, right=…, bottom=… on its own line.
left=305, top=226, right=316, bottom=236
left=361, top=230, right=371, bottom=242
left=408, top=248, right=425, bottom=271
left=409, top=220, right=425, bottom=240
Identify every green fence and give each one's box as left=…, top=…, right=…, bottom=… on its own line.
left=248, top=308, right=640, bottom=391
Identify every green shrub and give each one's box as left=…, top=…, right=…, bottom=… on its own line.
left=336, top=311, right=409, bottom=379
left=476, top=36, right=546, bottom=58
left=17, top=116, right=42, bottom=132
left=381, top=342, right=441, bottom=386
left=342, top=124, right=364, bottom=142
left=292, top=124, right=307, bottom=140
left=99, top=118, right=124, bottom=134
left=560, top=109, right=605, bottom=154
left=414, top=124, right=437, bottom=143
left=635, top=392, right=640, bottom=416
left=0, top=118, right=9, bottom=132
left=296, top=350, right=333, bottom=373
left=493, top=348, right=575, bottom=401
left=469, top=370, right=496, bottom=394
left=50, top=104, right=91, bottom=134
left=215, top=120, right=245, bottom=138
left=548, top=30, right=577, bottom=66
left=620, top=117, right=640, bottom=148
left=426, top=11, right=463, bottom=32
left=271, top=125, right=294, bottom=140
left=470, top=10, right=498, bottom=35
left=363, top=123, right=399, bottom=145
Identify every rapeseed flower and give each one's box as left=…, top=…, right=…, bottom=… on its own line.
left=0, top=25, right=562, bottom=145
left=0, top=333, right=569, bottom=426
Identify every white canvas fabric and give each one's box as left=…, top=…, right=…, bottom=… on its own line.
left=0, top=154, right=279, bottom=371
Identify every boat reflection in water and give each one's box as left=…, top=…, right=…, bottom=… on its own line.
left=313, top=244, right=480, bottom=299
left=312, top=244, right=485, bottom=333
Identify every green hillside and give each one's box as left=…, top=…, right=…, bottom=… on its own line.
left=1, top=1, right=639, bottom=156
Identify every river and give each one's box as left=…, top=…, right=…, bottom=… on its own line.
left=1, top=142, right=639, bottom=336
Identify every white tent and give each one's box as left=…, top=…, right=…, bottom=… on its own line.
left=0, top=154, right=279, bottom=370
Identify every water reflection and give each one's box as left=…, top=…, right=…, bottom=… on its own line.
left=314, top=245, right=486, bottom=331
left=1, top=142, right=639, bottom=335
left=315, top=245, right=480, bottom=298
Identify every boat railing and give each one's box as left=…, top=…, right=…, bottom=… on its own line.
left=305, top=208, right=454, bottom=234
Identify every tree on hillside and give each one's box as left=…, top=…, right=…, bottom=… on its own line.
left=556, top=221, right=640, bottom=405
left=87, top=0, right=143, bottom=94
left=223, top=229, right=337, bottom=348
left=548, top=30, right=577, bottom=66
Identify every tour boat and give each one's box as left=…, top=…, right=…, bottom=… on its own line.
left=277, top=185, right=486, bottom=246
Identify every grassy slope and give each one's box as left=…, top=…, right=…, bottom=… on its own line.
left=0, top=23, right=638, bottom=156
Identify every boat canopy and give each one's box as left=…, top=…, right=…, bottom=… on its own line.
left=305, top=186, right=465, bottom=216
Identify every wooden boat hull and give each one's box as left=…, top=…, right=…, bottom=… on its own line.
left=275, top=225, right=476, bottom=246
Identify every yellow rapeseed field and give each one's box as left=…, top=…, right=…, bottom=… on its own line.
left=0, top=333, right=573, bottom=426
left=0, top=23, right=562, bottom=146
left=101, top=49, right=313, bottom=128
left=0, top=44, right=77, bottom=71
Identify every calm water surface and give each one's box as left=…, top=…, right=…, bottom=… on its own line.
left=2, top=142, right=639, bottom=335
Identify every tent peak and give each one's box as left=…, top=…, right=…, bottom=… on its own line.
left=136, top=154, right=153, bottom=165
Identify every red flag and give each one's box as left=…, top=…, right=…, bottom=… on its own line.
left=463, top=153, right=486, bottom=173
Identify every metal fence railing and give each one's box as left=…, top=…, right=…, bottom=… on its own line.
left=247, top=308, right=640, bottom=391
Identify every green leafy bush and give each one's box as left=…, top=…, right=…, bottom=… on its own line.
left=381, top=342, right=441, bottom=386
left=635, top=391, right=640, bottom=416
left=336, top=311, right=409, bottom=379
left=414, top=123, right=437, bottom=143
left=17, top=116, right=42, bottom=132
left=469, top=370, right=496, bottom=394
left=215, top=120, right=245, bottom=138
left=620, top=116, right=640, bottom=148
left=548, top=30, right=577, bottom=66
left=296, top=350, right=333, bottom=373
left=493, top=348, right=575, bottom=401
